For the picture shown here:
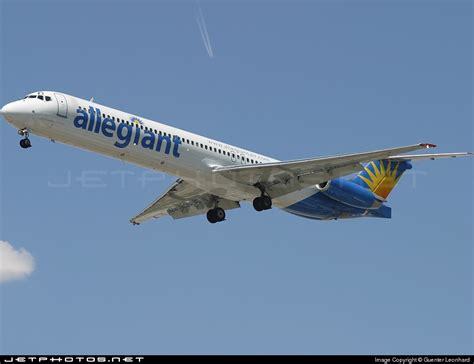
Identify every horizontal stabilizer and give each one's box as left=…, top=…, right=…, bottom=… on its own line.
left=387, top=152, right=472, bottom=161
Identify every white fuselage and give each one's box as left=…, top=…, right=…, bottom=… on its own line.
left=2, top=91, right=306, bottom=205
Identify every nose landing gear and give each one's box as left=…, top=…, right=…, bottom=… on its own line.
left=18, top=128, right=32, bottom=149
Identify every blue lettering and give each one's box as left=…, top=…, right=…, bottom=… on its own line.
left=141, top=130, right=156, bottom=149
left=172, top=136, right=181, bottom=158
left=156, top=134, right=171, bottom=154
left=101, top=118, right=115, bottom=137
left=87, top=106, right=96, bottom=132
left=94, top=108, right=102, bottom=133
left=133, top=126, right=140, bottom=145
left=73, top=108, right=88, bottom=129
left=114, top=123, right=133, bottom=148
left=72, top=109, right=181, bottom=158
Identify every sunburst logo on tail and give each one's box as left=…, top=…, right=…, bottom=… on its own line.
left=358, top=160, right=405, bottom=199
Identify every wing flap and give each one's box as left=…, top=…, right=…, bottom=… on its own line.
left=130, top=179, right=240, bottom=224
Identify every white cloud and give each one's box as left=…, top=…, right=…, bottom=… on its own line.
left=0, top=240, right=35, bottom=283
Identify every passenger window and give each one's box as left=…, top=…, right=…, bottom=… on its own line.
left=205, top=145, right=208, bottom=150
left=232, top=153, right=235, bottom=158
left=191, top=141, right=194, bottom=146
left=200, top=143, right=203, bottom=148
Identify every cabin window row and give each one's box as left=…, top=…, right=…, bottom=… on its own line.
left=79, top=106, right=263, bottom=164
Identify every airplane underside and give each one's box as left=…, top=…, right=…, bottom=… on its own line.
left=282, top=191, right=392, bottom=221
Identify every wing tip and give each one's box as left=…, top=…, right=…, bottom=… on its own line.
left=419, top=143, right=437, bottom=149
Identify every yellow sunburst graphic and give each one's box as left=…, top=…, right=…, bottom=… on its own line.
left=358, top=160, right=402, bottom=199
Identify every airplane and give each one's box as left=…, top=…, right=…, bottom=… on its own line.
left=1, top=91, right=472, bottom=224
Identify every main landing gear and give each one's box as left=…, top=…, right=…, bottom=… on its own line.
left=18, top=128, right=32, bottom=149
left=253, top=195, right=272, bottom=211
left=253, top=184, right=272, bottom=212
left=207, top=207, right=226, bottom=224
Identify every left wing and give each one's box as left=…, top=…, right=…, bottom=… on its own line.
left=213, top=143, right=440, bottom=198
left=130, top=179, right=240, bottom=224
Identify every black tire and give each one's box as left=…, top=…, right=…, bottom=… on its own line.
left=261, top=195, right=272, bottom=210
left=20, top=139, right=31, bottom=149
left=214, top=207, right=225, bottom=222
left=207, top=209, right=217, bottom=223
left=253, top=197, right=263, bottom=212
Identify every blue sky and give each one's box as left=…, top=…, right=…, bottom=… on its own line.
left=0, top=0, right=472, bottom=354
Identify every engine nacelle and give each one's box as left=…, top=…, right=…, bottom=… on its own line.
left=316, top=180, right=331, bottom=192
left=316, top=178, right=382, bottom=210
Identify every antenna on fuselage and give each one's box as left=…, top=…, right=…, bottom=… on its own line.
left=90, top=97, right=94, bottom=102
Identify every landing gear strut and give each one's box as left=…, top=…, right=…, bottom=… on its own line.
left=18, top=128, right=32, bottom=149
left=253, top=184, right=272, bottom=212
left=207, top=207, right=226, bottom=224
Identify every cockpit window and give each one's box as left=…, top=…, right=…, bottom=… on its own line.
left=45, top=96, right=51, bottom=101
left=28, top=95, right=37, bottom=99
left=38, top=95, right=44, bottom=100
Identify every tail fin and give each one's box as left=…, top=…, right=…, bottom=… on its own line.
left=353, top=160, right=412, bottom=199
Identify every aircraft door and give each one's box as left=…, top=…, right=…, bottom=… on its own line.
left=54, top=93, right=68, bottom=118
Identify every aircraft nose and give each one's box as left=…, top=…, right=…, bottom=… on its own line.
left=2, top=101, right=18, bottom=115
left=1, top=101, right=27, bottom=124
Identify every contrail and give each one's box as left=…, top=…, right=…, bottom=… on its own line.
left=196, top=3, right=214, bottom=58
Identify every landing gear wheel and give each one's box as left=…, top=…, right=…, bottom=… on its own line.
left=253, top=197, right=264, bottom=212
left=214, top=207, right=225, bottom=221
left=253, top=196, right=272, bottom=211
left=261, top=195, right=272, bottom=210
left=19, top=139, right=32, bottom=149
left=207, top=207, right=226, bottom=223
